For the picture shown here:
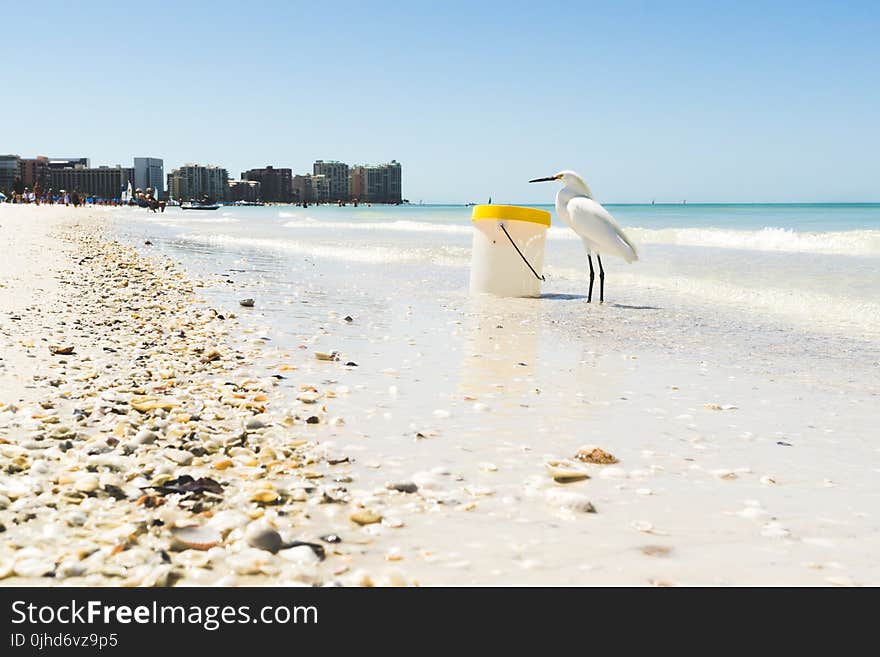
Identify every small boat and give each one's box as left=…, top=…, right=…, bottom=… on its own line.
left=181, top=201, right=220, bottom=211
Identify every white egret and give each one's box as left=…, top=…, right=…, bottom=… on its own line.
left=529, top=171, right=638, bottom=303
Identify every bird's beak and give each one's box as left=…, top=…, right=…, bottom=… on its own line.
left=528, top=175, right=558, bottom=183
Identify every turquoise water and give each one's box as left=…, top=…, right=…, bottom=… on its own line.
left=347, top=202, right=880, bottom=232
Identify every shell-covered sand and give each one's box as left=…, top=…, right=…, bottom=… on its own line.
left=0, top=210, right=411, bottom=586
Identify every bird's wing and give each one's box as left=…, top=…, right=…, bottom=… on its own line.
left=566, top=196, right=639, bottom=263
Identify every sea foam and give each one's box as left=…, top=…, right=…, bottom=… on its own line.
left=280, top=218, right=880, bottom=257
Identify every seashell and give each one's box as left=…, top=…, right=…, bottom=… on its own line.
left=711, top=469, right=737, bottom=480
left=135, top=429, right=158, bottom=445
left=545, top=459, right=590, bottom=483
left=130, top=396, right=177, bottom=413
left=57, top=560, right=87, bottom=579
left=162, top=448, right=194, bottom=466
left=49, top=426, right=74, bottom=440
left=200, top=348, right=223, bottom=363
left=279, top=545, right=321, bottom=565
left=297, top=391, right=319, bottom=404
left=251, top=490, right=279, bottom=504
left=704, top=403, right=738, bottom=411
left=171, top=525, right=223, bottom=551
left=350, top=509, right=382, bottom=525
left=49, top=345, right=75, bottom=355
left=314, top=351, right=339, bottom=361
left=239, top=298, right=255, bottom=307
left=74, top=474, right=100, bottom=493
left=13, top=558, right=56, bottom=578
left=573, top=446, right=618, bottom=465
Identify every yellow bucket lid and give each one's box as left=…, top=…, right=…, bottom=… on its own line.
left=471, top=204, right=551, bottom=227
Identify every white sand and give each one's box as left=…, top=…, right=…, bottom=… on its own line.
left=0, top=205, right=69, bottom=406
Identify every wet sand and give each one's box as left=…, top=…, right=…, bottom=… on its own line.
left=2, top=204, right=880, bottom=586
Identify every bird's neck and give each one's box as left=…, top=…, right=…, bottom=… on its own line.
left=558, top=184, right=591, bottom=204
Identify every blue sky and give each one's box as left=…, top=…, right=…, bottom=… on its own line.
left=1, top=0, right=878, bottom=203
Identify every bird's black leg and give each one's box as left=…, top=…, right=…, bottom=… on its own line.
left=597, top=254, right=605, bottom=303
left=587, top=255, right=595, bottom=303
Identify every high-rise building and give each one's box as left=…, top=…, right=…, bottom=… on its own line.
left=291, top=174, right=330, bottom=203
left=49, top=165, right=135, bottom=200
left=311, top=174, right=330, bottom=203
left=347, top=160, right=401, bottom=203
left=228, top=179, right=261, bottom=203
left=241, top=166, right=292, bottom=203
left=312, top=160, right=349, bottom=201
left=0, top=154, right=21, bottom=194
left=348, top=166, right=364, bottom=201
left=292, top=174, right=310, bottom=203
left=134, top=157, right=164, bottom=199
left=385, top=160, right=402, bottom=204
left=167, top=164, right=229, bottom=202
left=19, top=156, right=50, bottom=190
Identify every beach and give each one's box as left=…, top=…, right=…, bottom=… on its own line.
left=1, top=202, right=879, bottom=585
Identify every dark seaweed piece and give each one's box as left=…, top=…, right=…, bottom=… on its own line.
left=103, top=484, right=128, bottom=500
left=150, top=475, right=224, bottom=496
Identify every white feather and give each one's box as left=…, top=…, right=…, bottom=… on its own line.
left=565, top=197, right=638, bottom=263
left=552, top=171, right=638, bottom=263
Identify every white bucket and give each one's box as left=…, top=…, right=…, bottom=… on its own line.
left=469, top=205, right=551, bottom=298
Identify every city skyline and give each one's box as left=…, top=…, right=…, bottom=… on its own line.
left=1, top=153, right=403, bottom=204
left=1, top=2, right=879, bottom=203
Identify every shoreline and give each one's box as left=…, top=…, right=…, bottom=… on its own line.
left=2, top=204, right=879, bottom=586
left=0, top=206, right=412, bottom=586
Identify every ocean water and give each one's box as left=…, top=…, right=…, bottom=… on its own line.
left=110, top=203, right=880, bottom=341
